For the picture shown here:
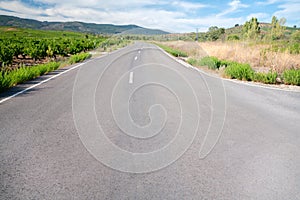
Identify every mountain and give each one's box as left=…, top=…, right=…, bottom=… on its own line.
left=119, top=28, right=169, bottom=35
left=0, top=15, right=169, bottom=35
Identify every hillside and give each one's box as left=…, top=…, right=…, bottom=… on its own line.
left=225, top=22, right=299, bottom=36
left=119, top=28, right=169, bottom=35
left=0, top=15, right=169, bottom=35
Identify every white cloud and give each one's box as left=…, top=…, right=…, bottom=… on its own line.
left=172, top=1, right=207, bottom=10
left=0, top=1, right=44, bottom=15
left=33, top=0, right=168, bottom=10
left=217, top=0, right=248, bottom=17
left=1, top=0, right=297, bottom=33
left=256, top=0, right=299, bottom=5
left=175, top=15, right=244, bottom=32
left=256, top=0, right=281, bottom=5
left=274, top=3, right=300, bottom=22
left=0, top=1, right=186, bottom=32
left=247, top=12, right=270, bottom=22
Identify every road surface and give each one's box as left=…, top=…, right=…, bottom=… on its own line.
left=1, top=42, right=300, bottom=199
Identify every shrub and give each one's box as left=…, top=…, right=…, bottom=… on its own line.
left=187, top=58, right=197, bottom=66
left=291, top=31, right=300, bottom=42
left=227, top=34, right=240, bottom=41
left=224, top=63, right=254, bottom=80
left=288, top=43, right=300, bottom=54
left=252, top=72, right=278, bottom=84
left=68, top=52, right=92, bottom=64
left=199, top=56, right=221, bottom=69
left=283, top=69, right=300, bottom=85
left=220, top=60, right=236, bottom=67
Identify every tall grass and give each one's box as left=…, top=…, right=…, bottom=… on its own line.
left=252, top=72, right=278, bottom=84
left=198, top=56, right=221, bottom=70
left=0, top=62, right=60, bottom=92
left=224, top=63, right=254, bottom=81
left=68, top=52, right=91, bottom=64
left=199, top=42, right=300, bottom=73
left=283, top=69, right=300, bottom=85
left=162, top=41, right=300, bottom=86
left=0, top=51, right=93, bottom=92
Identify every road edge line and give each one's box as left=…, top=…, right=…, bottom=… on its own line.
left=0, top=62, right=85, bottom=104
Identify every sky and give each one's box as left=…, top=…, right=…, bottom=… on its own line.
left=0, top=0, right=299, bottom=33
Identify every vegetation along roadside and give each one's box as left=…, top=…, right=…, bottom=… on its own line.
left=156, top=15, right=300, bottom=87
left=0, top=27, right=130, bottom=92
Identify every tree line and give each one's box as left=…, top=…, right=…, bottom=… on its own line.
left=196, top=16, right=299, bottom=42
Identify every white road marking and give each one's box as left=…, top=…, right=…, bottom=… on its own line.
left=129, top=72, right=134, bottom=84
left=134, top=56, right=138, bottom=60
left=0, top=63, right=85, bottom=104
left=138, top=50, right=141, bottom=54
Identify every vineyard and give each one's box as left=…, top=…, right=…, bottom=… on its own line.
left=0, top=27, right=107, bottom=67
left=0, top=27, right=119, bottom=92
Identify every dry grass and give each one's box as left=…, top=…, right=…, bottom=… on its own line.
left=159, top=41, right=208, bottom=58
left=160, top=41, right=300, bottom=73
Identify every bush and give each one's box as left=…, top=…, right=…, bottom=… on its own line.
left=288, top=43, right=300, bottom=54
left=252, top=72, right=278, bottom=84
left=187, top=58, right=197, bottom=66
left=199, top=56, right=221, bottom=69
left=68, top=52, right=92, bottom=64
left=0, top=62, right=60, bottom=92
left=224, top=63, right=254, bottom=80
left=227, top=34, right=240, bottom=41
left=291, top=31, right=300, bottom=42
left=283, top=69, right=300, bottom=85
left=220, top=60, right=236, bottom=67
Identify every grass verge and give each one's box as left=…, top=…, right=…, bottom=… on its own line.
left=189, top=56, right=300, bottom=86
left=155, top=43, right=188, bottom=57
left=0, top=62, right=60, bottom=92
left=0, top=52, right=92, bottom=92
left=68, top=52, right=92, bottom=64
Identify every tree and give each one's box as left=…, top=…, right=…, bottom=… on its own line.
left=270, top=16, right=286, bottom=40
left=243, top=17, right=260, bottom=40
left=207, top=26, right=225, bottom=41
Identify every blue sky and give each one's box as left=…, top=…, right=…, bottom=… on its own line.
left=0, top=0, right=299, bottom=32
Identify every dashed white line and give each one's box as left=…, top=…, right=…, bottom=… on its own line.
left=134, top=56, right=138, bottom=60
left=138, top=50, right=141, bottom=54
left=129, top=72, right=134, bottom=84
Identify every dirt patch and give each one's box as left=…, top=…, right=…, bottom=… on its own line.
left=4, top=27, right=18, bottom=31
left=1, top=55, right=67, bottom=71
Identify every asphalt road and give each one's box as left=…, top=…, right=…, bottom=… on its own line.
left=1, top=42, right=300, bottom=199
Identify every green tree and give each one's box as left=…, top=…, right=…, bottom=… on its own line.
left=270, top=16, right=286, bottom=40
left=243, top=17, right=260, bottom=40
left=207, top=26, right=225, bottom=41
